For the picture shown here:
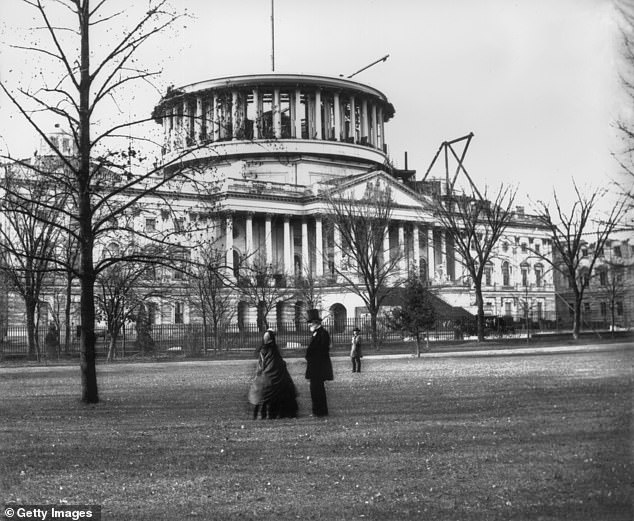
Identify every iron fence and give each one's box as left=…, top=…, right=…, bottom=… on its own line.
left=0, top=314, right=627, bottom=360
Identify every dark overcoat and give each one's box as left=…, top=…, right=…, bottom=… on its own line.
left=305, top=326, right=333, bottom=381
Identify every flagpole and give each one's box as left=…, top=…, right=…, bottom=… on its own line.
left=271, top=0, right=275, bottom=72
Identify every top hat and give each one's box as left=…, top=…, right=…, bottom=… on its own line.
left=352, top=327, right=360, bottom=333
left=306, top=309, right=322, bottom=323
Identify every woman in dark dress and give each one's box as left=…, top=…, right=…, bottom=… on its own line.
left=248, top=329, right=298, bottom=419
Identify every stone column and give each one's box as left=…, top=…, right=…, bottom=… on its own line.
left=231, top=90, right=239, bottom=140
left=427, top=228, right=435, bottom=281
left=306, top=93, right=315, bottom=139
left=265, top=214, right=273, bottom=266
left=413, top=225, right=420, bottom=275
left=225, top=215, right=234, bottom=275
left=315, top=89, right=322, bottom=140
left=212, top=93, right=220, bottom=141
left=334, top=224, right=342, bottom=276
left=440, top=230, right=447, bottom=281
left=383, top=225, right=391, bottom=266
left=333, top=92, right=341, bottom=142
left=371, top=103, right=377, bottom=147
left=205, top=97, right=214, bottom=142
left=315, top=216, right=324, bottom=277
left=349, top=95, right=356, bottom=142
left=361, top=98, right=368, bottom=143
left=273, top=88, right=282, bottom=139
left=194, top=96, right=203, bottom=143
left=283, top=216, right=292, bottom=275
left=294, top=89, right=302, bottom=139
left=167, top=106, right=175, bottom=151
left=323, top=96, right=332, bottom=140
left=162, top=109, right=169, bottom=150
left=302, top=219, right=309, bottom=275
left=252, top=89, right=260, bottom=139
left=377, top=106, right=384, bottom=150
left=245, top=213, right=254, bottom=263
left=182, top=99, right=191, bottom=145
left=398, top=223, right=406, bottom=273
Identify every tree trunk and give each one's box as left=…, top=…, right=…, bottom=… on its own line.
left=25, top=299, right=38, bottom=360
left=201, top=307, right=208, bottom=354
left=78, top=1, right=98, bottom=404
left=572, top=298, right=582, bottom=341
left=415, top=333, right=420, bottom=358
left=370, top=311, right=379, bottom=351
left=107, top=331, right=119, bottom=362
left=64, top=270, right=73, bottom=354
left=474, top=285, right=485, bottom=342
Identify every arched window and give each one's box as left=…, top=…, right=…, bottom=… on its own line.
left=237, top=301, right=248, bottom=332
left=233, top=250, right=240, bottom=278
left=329, top=303, right=347, bottom=334
left=294, top=301, right=306, bottom=330
left=419, top=258, right=427, bottom=282
left=502, top=261, right=510, bottom=287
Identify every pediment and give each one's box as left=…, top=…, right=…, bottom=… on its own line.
left=322, top=170, right=427, bottom=210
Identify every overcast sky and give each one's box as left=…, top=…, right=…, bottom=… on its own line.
left=0, top=0, right=627, bottom=208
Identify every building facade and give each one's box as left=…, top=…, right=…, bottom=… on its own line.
left=147, top=73, right=557, bottom=328
left=2, top=73, right=558, bottom=333
left=554, top=237, right=634, bottom=330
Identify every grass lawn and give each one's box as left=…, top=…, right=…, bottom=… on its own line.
left=0, top=344, right=632, bottom=520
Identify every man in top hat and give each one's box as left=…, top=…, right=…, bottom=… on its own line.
left=350, top=327, right=363, bottom=373
left=305, top=309, right=333, bottom=417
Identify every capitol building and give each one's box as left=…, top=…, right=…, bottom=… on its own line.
left=1, top=72, right=557, bottom=336
left=145, top=72, right=556, bottom=329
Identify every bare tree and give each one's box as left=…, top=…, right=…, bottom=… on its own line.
left=598, top=261, right=627, bottom=333
left=293, top=266, right=327, bottom=312
left=0, top=165, right=67, bottom=358
left=187, top=245, right=234, bottom=353
left=0, top=1, right=201, bottom=402
left=385, top=275, right=437, bottom=357
left=533, top=184, right=626, bottom=339
left=323, top=177, right=403, bottom=349
left=428, top=183, right=517, bottom=341
left=95, top=246, right=163, bottom=361
left=236, top=256, right=295, bottom=332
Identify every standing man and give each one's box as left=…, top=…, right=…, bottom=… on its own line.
left=350, top=327, right=362, bottom=373
left=305, top=309, right=333, bottom=417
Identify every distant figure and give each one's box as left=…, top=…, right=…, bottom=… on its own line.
left=248, top=329, right=298, bottom=419
left=350, top=327, right=363, bottom=373
left=45, top=323, right=59, bottom=359
left=305, top=310, right=333, bottom=417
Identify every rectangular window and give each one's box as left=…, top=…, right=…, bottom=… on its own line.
left=600, top=302, right=607, bottom=317
left=535, top=267, right=543, bottom=287
left=485, top=267, right=492, bottom=286
left=521, top=243, right=527, bottom=253
left=613, top=246, right=622, bottom=257
left=145, top=218, right=156, bottom=232
left=584, top=302, right=591, bottom=313
left=535, top=243, right=540, bottom=254
left=504, top=301, right=512, bottom=316
left=599, top=270, right=607, bottom=286
left=174, top=302, right=184, bottom=324
left=521, top=267, right=528, bottom=287
left=616, top=301, right=624, bottom=316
